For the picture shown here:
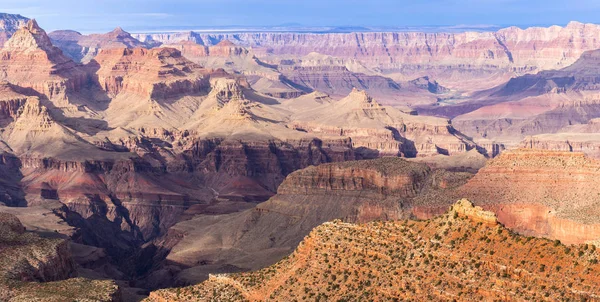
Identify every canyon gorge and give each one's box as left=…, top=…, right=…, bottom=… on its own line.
left=1, top=10, right=600, bottom=301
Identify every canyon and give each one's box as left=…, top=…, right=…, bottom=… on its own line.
left=147, top=199, right=600, bottom=301
left=2, top=11, right=600, bottom=301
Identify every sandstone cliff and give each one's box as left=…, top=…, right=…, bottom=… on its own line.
left=141, top=158, right=472, bottom=288
left=134, top=22, right=600, bottom=83
left=455, top=149, right=600, bottom=244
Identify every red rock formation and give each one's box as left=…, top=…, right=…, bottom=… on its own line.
left=92, top=47, right=212, bottom=98
left=141, top=158, right=472, bottom=287
left=134, top=22, right=600, bottom=80
left=457, top=149, right=600, bottom=244
left=49, top=27, right=148, bottom=63
left=0, top=19, right=86, bottom=104
left=148, top=199, right=600, bottom=301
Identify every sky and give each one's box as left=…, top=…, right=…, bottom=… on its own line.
left=2, top=0, right=600, bottom=33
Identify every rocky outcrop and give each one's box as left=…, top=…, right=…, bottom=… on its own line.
left=0, top=212, right=121, bottom=301
left=49, top=27, right=148, bottom=63
left=457, top=149, right=600, bottom=244
left=142, top=158, right=473, bottom=287
left=92, top=47, right=212, bottom=98
left=451, top=198, right=498, bottom=225
left=0, top=19, right=86, bottom=104
left=147, top=199, right=600, bottom=301
left=0, top=13, right=29, bottom=46
left=289, top=88, right=483, bottom=157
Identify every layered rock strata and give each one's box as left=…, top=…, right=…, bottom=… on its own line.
left=0, top=212, right=121, bottom=301
left=147, top=199, right=600, bottom=301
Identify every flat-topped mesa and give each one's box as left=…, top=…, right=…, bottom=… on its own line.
left=449, top=198, right=498, bottom=226
left=277, top=157, right=431, bottom=198
left=93, top=47, right=211, bottom=98
left=208, top=40, right=249, bottom=57
left=0, top=20, right=85, bottom=103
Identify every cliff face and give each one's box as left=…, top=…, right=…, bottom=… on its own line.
left=92, top=47, right=212, bottom=98
left=0, top=212, right=121, bottom=301
left=0, top=13, right=29, bottom=46
left=455, top=149, right=600, bottom=244
left=0, top=20, right=87, bottom=104
left=134, top=22, right=600, bottom=76
left=49, top=27, right=148, bottom=63
left=147, top=199, right=600, bottom=302
left=142, top=158, right=473, bottom=288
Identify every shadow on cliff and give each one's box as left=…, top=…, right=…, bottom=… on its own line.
left=52, top=194, right=146, bottom=276
left=11, top=81, right=114, bottom=137
left=0, top=154, right=26, bottom=207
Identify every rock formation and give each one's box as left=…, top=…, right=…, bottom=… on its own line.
left=0, top=13, right=29, bottom=46
left=0, top=19, right=86, bottom=105
left=289, top=88, right=485, bottom=157
left=146, top=199, right=600, bottom=301
left=140, top=157, right=473, bottom=287
left=134, top=22, right=600, bottom=87
left=0, top=212, right=121, bottom=301
left=49, top=27, right=148, bottom=63
left=453, top=149, right=600, bottom=244
left=449, top=49, right=600, bottom=146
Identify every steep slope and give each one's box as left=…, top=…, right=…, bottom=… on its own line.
left=455, top=149, right=600, bottom=244
left=141, top=158, right=472, bottom=287
left=289, top=88, right=484, bottom=157
left=450, top=49, right=600, bottom=146
left=135, top=22, right=600, bottom=89
left=0, top=13, right=29, bottom=46
left=147, top=199, right=600, bottom=301
left=49, top=27, right=148, bottom=63
left=0, top=19, right=87, bottom=105
left=0, top=212, right=121, bottom=301
left=167, top=40, right=306, bottom=98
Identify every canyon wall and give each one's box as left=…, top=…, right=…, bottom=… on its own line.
left=134, top=22, right=600, bottom=75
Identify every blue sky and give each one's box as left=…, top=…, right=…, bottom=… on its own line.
left=2, top=0, right=600, bottom=33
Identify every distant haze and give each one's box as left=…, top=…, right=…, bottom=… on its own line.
left=1, top=0, right=599, bottom=33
